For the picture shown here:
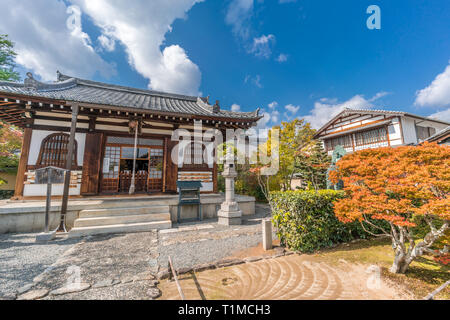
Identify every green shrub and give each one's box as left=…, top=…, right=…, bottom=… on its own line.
left=270, top=190, right=388, bottom=253
left=0, top=190, right=14, bottom=200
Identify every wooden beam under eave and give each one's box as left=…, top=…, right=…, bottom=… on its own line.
left=0, top=110, right=24, bottom=125
left=0, top=102, right=16, bottom=107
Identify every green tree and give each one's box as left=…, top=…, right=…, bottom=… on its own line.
left=294, top=140, right=331, bottom=191
left=250, top=119, right=316, bottom=205
left=0, top=34, right=20, bottom=81
left=270, top=119, right=316, bottom=191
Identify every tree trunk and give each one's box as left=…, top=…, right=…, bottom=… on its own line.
left=390, top=251, right=412, bottom=274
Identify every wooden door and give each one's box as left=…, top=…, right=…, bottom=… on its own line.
left=164, top=138, right=178, bottom=193
left=81, top=132, right=103, bottom=195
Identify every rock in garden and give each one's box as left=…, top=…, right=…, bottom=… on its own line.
left=156, top=269, right=170, bottom=280
left=274, top=247, right=285, bottom=254
left=0, top=293, right=17, bottom=300
left=148, top=280, right=159, bottom=287
left=216, top=259, right=244, bottom=268
left=133, top=271, right=155, bottom=281
left=193, top=263, right=216, bottom=273
left=50, top=283, right=91, bottom=296
left=244, top=256, right=263, bottom=263
left=92, top=279, right=120, bottom=288
left=18, top=289, right=49, bottom=300
left=176, top=267, right=193, bottom=275
left=147, top=287, right=161, bottom=299
left=120, top=276, right=134, bottom=284
left=17, top=283, right=34, bottom=295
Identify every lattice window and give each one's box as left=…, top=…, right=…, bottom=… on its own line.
left=37, top=133, right=77, bottom=168
left=355, top=127, right=387, bottom=146
left=325, top=134, right=352, bottom=151
left=182, top=142, right=208, bottom=169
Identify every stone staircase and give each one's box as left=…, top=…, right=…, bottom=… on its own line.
left=68, top=202, right=172, bottom=238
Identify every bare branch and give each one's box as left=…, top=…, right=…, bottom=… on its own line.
left=362, top=215, right=390, bottom=235
left=360, top=220, right=390, bottom=238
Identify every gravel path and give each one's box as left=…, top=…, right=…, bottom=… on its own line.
left=0, top=233, right=79, bottom=298
left=1, top=203, right=272, bottom=300
left=157, top=203, right=273, bottom=270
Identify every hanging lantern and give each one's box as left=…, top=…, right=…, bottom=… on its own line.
left=128, top=119, right=141, bottom=134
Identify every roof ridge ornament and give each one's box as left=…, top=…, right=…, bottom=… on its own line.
left=24, top=72, right=38, bottom=91
left=213, top=100, right=220, bottom=113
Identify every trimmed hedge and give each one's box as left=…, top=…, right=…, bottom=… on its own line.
left=0, top=190, right=14, bottom=200
left=270, top=190, right=385, bottom=253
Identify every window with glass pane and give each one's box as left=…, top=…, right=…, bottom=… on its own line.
left=121, top=147, right=149, bottom=159
left=416, top=126, right=436, bottom=141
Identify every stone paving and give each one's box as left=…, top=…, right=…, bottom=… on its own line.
left=0, top=233, right=79, bottom=299
left=33, top=232, right=161, bottom=300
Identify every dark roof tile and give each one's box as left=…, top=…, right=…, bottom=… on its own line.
left=0, top=72, right=261, bottom=121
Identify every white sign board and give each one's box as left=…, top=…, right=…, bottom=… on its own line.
left=103, top=158, right=110, bottom=174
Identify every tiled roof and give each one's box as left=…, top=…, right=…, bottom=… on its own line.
left=315, top=107, right=450, bottom=137
left=0, top=72, right=261, bottom=121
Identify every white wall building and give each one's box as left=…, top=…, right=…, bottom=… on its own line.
left=314, top=109, right=449, bottom=155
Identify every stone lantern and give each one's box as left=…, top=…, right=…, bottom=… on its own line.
left=218, top=153, right=242, bottom=225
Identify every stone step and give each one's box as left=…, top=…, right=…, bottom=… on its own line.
left=79, top=205, right=170, bottom=218
left=74, top=213, right=171, bottom=228
left=85, top=200, right=177, bottom=209
left=68, top=221, right=172, bottom=238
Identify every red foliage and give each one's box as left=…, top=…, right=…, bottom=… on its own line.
left=331, top=142, right=450, bottom=227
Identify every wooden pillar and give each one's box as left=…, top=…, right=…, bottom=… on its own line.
left=13, top=127, right=32, bottom=199
left=60, top=104, right=79, bottom=231
left=213, top=162, right=218, bottom=193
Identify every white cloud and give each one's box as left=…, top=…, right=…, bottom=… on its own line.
left=250, top=34, right=275, bottom=58
left=276, top=53, right=288, bottom=63
left=225, top=0, right=254, bottom=40
left=268, top=101, right=278, bottom=109
left=98, top=34, right=116, bottom=52
left=66, top=5, right=92, bottom=47
left=428, top=108, right=450, bottom=122
left=0, top=0, right=115, bottom=82
left=415, top=62, right=450, bottom=107
left=285, top=104, right=300, bottom=114
left=71, top=0, right=203, bottom=95
left=225, top=0, right=280, bottom=61
left=231, top=104, right=241, bottom=112
left=244, top=74, right=262, bottom=88
left=256, top=111, right=272, bottom=129
left=369, top=91, right=390, bottom=102
left=303, top=92, right=386, bottom=129
left=256, top=108, right=281, bottom=131
left=270, top=110, right=280, bottom=123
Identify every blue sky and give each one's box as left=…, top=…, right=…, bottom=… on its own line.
left=1, top=0, right=450, bottom=129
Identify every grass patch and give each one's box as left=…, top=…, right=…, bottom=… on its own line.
left=310, top=237, right=450, bottom=300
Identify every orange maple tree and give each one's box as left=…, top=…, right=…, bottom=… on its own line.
left=330, top=142, right=449, bottom=274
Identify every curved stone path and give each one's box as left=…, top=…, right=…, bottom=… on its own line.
left=159, top=254, right=409, bottom=300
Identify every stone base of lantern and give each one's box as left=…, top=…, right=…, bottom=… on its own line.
left=217, top=201, right=242, bottom=226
